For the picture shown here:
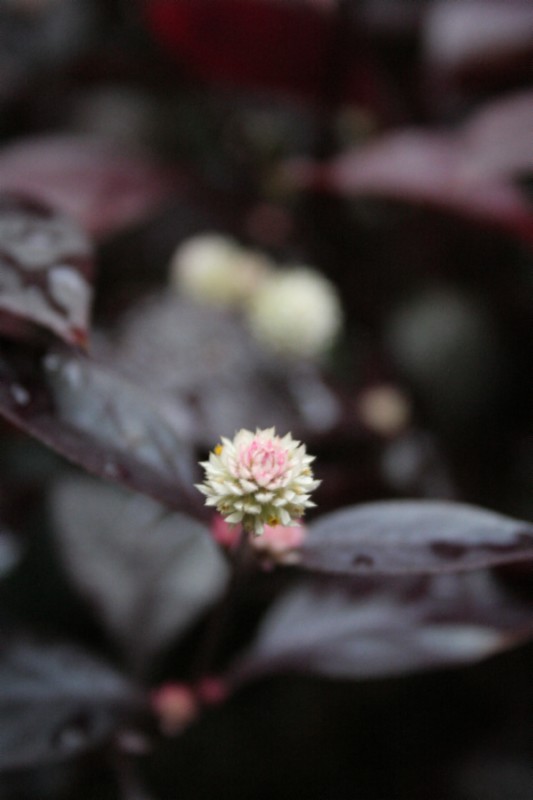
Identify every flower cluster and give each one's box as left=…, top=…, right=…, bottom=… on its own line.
left=170, top=233, right=342, bottom=359
left=196, top=428, right=320, bottom=536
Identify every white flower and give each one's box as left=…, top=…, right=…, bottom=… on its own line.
left=245, top=266, right=342, bottom=358
left=170, top=233, right=269, bottom=308
left=196, top=428, right=320, bottom=536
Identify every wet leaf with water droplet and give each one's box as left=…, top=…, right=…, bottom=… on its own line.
left=0, top=194, right=93, bottom=347
left=0, top=343, right=201, bottom=515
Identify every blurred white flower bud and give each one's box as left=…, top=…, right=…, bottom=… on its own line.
left=170, top=233, right=269, bottom=308
left=246, top=267, right=342, bottom=358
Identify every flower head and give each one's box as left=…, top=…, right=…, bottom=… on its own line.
left=196, top=428, right=320, bottom=536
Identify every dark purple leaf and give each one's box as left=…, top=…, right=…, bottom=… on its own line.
left=286, top=91, right=533, bottom=244
left=0, top=635, right=139, bottom=771
left=142, top=0, right=338, bottom=98
left=0, top=195, right=93, bottom=347
left=300, top=500, right=533, bottom=576
left=0, top=136, right=176, bottom=239
left=231, top=571, right=533, bottom=684
left=462, top=91, right=533, bottom=178
left=51, top=477, right=229, bottom=667
left=0, top=344, right=202, bottom=516
left=96, top=293, right=319, bottom=444
left=423, top=1, right=533, bottom=84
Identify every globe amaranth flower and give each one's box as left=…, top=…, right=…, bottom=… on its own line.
left=196, top=428, right=320, bottom=536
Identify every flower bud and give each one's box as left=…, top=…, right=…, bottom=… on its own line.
left=170, top=233, right=269, bottom=308
left=246, top=266, right=342, bottom=358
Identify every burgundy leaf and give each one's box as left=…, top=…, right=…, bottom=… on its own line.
left=0, top=344, right=202, bottom=516
left=300, top=500, right=533, bottom=576
left=287, top=91, right=533, bottom=244
left=142, top=0, right=338, bottom=98
left=0, top=195, right=93, bottom=347
left=141, top=0, right=385, bottom=110
left=423, top=1, right=533, bottom=84
left=0, top=136, right=176, bottom=239
left=0, top=634, right=139, bottom=770
left=462, top=91, right=533, bottom=178
left=96, top=293, right=310, bottom=445
left=51, top=477, right=229, bottom=668
left=231, top=572, right=533, bottom=684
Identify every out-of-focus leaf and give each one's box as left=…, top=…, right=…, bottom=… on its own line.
left=0, top=635, right=138, bottom=771
left=96, top=294, right=311, bottom=444
left=51, top=477, right=229, bottom=667
left=0, top=136, right=176, bottom=239
left=141, top=0, right=384, bottom=110
left=231, top=571, right=533, bottom=684
left=423, top=1, right=533, bottom=84
left=0, top=195, right=93, bottom=347
left=0, top=344, right=202, bottom=515
left=286, top=91, right=533, bottom=244
left=142, top=0, right=337, bottom=98
left=300, top=500, right=533, bottom=576
left=462, top=91, right=533, bottom=178
left=44, top=349, right=196, bottom=488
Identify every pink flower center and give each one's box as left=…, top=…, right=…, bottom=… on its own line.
left=235, top=437, right=289, bottom=487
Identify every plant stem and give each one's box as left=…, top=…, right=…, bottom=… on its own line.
left=191, top=530, right=250, bottom=689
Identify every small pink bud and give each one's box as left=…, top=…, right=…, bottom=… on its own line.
left=211, top=514, right=242, bottom=549
left=150, top=683, right=198, bottom=736
left=251, top=520, right=307, bottom=566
